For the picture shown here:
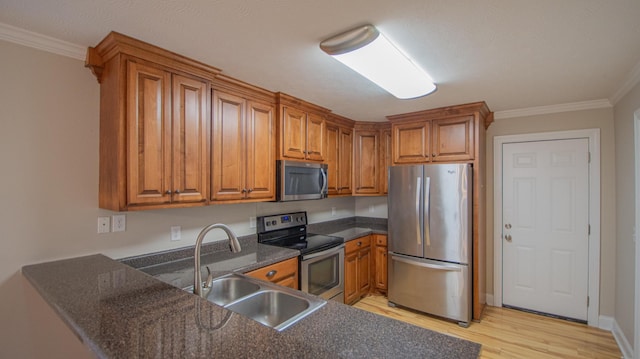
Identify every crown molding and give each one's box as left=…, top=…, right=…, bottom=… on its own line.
left=0, top=22, right=85, bottom=61
left=609, top=58, right=640, bottom=105
left=493, top=99, right=612, bottom=120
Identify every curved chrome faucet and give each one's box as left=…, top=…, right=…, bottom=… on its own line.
left=194, top=223, right=242, bottom=298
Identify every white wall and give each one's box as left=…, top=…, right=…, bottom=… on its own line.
left=0, top=39, right=356, bottom=358
left=613, top=81, right=640, bottom=349
left=354, top=196, right=388, bottom=218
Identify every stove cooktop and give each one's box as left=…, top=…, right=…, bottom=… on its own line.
left=263, top=233, right=344, bottom=255
left=257, top=211, right=344, bottom=255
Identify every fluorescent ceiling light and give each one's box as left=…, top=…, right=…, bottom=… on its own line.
left=320, top=24, right=436, bottom=99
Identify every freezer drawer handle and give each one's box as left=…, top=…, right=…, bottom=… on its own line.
left=392, top=256, right=462, bottom=272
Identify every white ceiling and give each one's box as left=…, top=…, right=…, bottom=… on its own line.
left=1, top=0, right=639, bottom=121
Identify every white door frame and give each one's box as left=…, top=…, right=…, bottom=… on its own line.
left=493, top=129, right=601, bottom=327
left=634, top=110, right=640, bottom=356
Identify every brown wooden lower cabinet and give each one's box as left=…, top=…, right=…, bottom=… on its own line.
left=373, top=234, right=388, bottom=295
left=344, top=235, right=371, bottom=305
left=245, top=257, right=298, bottom=290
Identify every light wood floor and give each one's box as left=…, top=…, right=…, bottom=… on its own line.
left=354, top=295, right=622, bottom=358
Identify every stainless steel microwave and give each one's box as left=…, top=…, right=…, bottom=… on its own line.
left=276, top=160, right=328, bottom=201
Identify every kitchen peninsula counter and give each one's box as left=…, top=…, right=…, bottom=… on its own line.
left=21, top=217, right=481, bottom=358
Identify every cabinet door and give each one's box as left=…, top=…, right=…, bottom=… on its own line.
left=374, top=235, right=388, bottom=293
left=431, top=115, right=474, bottom=161
left=358, top=246, right=371, bottom=295
left=344, top=250, right=359, bottom=304
left=246, top=100, right=275, bottom=200
left=338, top=127, right=353, bottom=194
left=306, top=113, right=325, bottom=161
left=172, top=74, right=208, bottom=204
left=354, top=130, right=379, bottom=194
left=280, top=106, right=307, bottom=159
left=392, top=121, right=430, bottom=164
left=325, top=124, right=340, bottom=195
left=211, top=90, right=246, bottom=201
left=127, top=61, right=172, bottom=206
left=380, top=128, right=391, bottom=195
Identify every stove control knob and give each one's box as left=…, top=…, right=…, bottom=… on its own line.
left=271, top=220, right=277, bottom=225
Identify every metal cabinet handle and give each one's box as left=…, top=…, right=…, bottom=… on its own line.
left=241, top=188, right=247, bottom=193
left=357, top=241, right=362, bottom=246
left=247, top=188, right=253, bottom=193
left=266, top=270, right=277, bottom=278
left=175, top=189, right=180, bottom=194
left=166, top=190, right=172, bottom=195
left=432, top=153, right=436, bottom=157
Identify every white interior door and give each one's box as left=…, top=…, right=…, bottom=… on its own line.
left=502, top=138, right=589, bottom=321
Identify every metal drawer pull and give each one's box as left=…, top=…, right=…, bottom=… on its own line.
left=266, top=270, right=277, bottom=278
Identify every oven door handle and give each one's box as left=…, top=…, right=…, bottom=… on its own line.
left=302, top=244, right=344, bottom=260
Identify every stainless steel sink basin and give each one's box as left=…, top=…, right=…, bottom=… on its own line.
left=225, top=290, right=321, bottom=331
left=205, top=276, right=261, bottom=306
left=184, top=273, right=325, bottom=331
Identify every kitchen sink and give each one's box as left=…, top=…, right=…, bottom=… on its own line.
left=205, top=276, right=261, bottom=306
left=185, top=273, right=325, bottom=331
left=225, top=290, right=315, bottom=331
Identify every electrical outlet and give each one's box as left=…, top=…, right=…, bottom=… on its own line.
left=249, top=217, right=256, bottom=228
left=170, top=226, right=181, bottom=241
left=97, top=217, right=110, bottom=234
left=112, top=214, right=126, bottom=232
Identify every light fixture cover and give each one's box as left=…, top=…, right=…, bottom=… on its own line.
left=320, top=24, right=436, bottom=99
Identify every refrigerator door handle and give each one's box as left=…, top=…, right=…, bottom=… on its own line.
left=424, top=176, right=431, bottom=247
left=392, top=255, right=462, bottom=272
left=416, top=176, right=422, bottom=245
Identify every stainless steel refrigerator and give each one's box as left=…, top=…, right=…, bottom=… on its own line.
left=387, top=163, right=472, bottom=326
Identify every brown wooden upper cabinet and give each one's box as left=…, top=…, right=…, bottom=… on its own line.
left=325, top=114, right=355, bottom=196
left=276, top=93, right=329, bottom=162
left=352, top=122, right=390, bottom=196
left=389, top=114, right=474, bottom=164
left=353, top=124, right=380, bottom=195
left=211, top=77, right=276, bottom=203
left=86, top=32, right=219, bottom=211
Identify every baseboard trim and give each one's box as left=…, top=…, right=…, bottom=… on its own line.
left=485, top=294, right=494, bottom=307
left=599, top=315, right=614, bottom=331
left=612, top=319, right=633, bottom=359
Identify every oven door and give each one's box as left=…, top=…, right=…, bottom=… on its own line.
left=301, top=244, right=344, bottom=302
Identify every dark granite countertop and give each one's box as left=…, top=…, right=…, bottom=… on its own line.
left=21, top=217, right=481, bottom=358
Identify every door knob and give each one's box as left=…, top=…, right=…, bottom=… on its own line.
left=505, top=234, right=512, bottom=242
left=505, top=223, right=512, bottom=229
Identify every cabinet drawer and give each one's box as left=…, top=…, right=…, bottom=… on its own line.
left=374, top=234, right=387, bottom=246
left=245, top=257, right=298, bottom=284
left=345, top=235, right=371, bottom=254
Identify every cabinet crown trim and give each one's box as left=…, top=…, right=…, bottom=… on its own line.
left=85, top=31, right=221, bottom=83
left=276, top=92, right=331, bottom=115
left=386, top=101, right=492, bottom=127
